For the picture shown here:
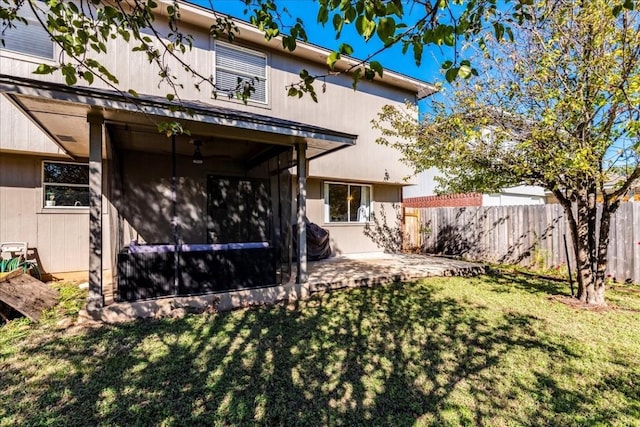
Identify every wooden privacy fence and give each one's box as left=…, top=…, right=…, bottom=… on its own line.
left=405, top=203, right=640, bottom=284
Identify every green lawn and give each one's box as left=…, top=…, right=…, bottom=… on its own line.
left=1, top=274, right=639, bottom=426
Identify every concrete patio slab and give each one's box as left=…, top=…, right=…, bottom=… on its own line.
left=307, top=253, right=486, bottom=295
left=80, top=254, right=485, bottom=323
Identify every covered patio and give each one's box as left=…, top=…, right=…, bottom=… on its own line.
left=0, top=74, right=356, bottom=310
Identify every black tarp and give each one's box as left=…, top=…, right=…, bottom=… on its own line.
left=292, top=221, right=331, bottom=261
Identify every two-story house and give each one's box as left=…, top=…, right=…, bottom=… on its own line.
left=0, top=1, right=434, bottom=308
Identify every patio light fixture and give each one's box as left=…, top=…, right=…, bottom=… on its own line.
left=192, top=139, right=204, bottom=164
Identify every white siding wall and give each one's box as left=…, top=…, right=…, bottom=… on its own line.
left=482, top=193, right=546, bottom=206
left=403, top=167, right=441, bottom=198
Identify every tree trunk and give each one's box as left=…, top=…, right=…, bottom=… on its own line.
left=594, top=200, right=618, bottom=306
left=573, top=193, right=594, bottom=302
left=558, top=190, right=607, bottom=306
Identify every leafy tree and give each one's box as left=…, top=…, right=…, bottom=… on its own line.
left=374, top=0, right=640, bottom=305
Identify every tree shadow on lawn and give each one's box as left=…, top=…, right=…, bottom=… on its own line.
left=516, top=368, right=640, bottom=426
left=484, top=271, right=573, bottom=297
left=2, top=281, right=637, bottom=426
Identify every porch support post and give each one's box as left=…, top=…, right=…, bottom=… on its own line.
left=171, top=135, right=179, bottom=295
left=296, top=142, right=308, bottom=283
left=87, top=112, right=104, bottom=310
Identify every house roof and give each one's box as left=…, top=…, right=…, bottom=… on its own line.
left=167, top=0, right=437, bottom=99
left=0, top=74, right=357, bottom=161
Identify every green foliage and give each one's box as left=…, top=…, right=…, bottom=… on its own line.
left=286, top=68, right=318, bottom=102
left=0, top=256, right=21, bottom=273
left=376, top=0, right=640, bottom=197
left=4, top=0, right=639, bottom=105
left=0, top=256, right=39, bottom=278
left=156, top=121, right=191, bottom=138
left=374, top=0, right=640, bottom=304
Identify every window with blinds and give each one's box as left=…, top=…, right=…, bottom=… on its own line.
left=1, top=3, right=54, bottom=59
left=215, top=42, right=267, bottom=103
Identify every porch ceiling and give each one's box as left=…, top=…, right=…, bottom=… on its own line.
left=0, top=74, right=357, bottom=162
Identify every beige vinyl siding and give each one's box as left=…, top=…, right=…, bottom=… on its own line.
left=305, top=178, right=402, bottom=254
left=1, top=8, right=420, bottom=258
left=0, top=153, right=111, bottom=273
left=271, top=55, right=414, bottom=184
left=35, top=211, right=89, bottom=272
left=1, top=14, right=416, bottom=184
left=0, top=155, right=39, bottom=248
left=0, top=97, right=65, bottom=155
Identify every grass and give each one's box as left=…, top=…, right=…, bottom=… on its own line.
left=1, top=274, right=640, bottom=426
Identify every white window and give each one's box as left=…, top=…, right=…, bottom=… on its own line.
left=42, top=161, right=89, bottom=208
left=1, top=3, right=54, bottom=59
left=324, top=182, right=372, bottom=223
left=215, top=42, right=267, bottom=103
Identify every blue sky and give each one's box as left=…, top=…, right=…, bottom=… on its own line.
left=204, top=0, right=446, bottom=86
